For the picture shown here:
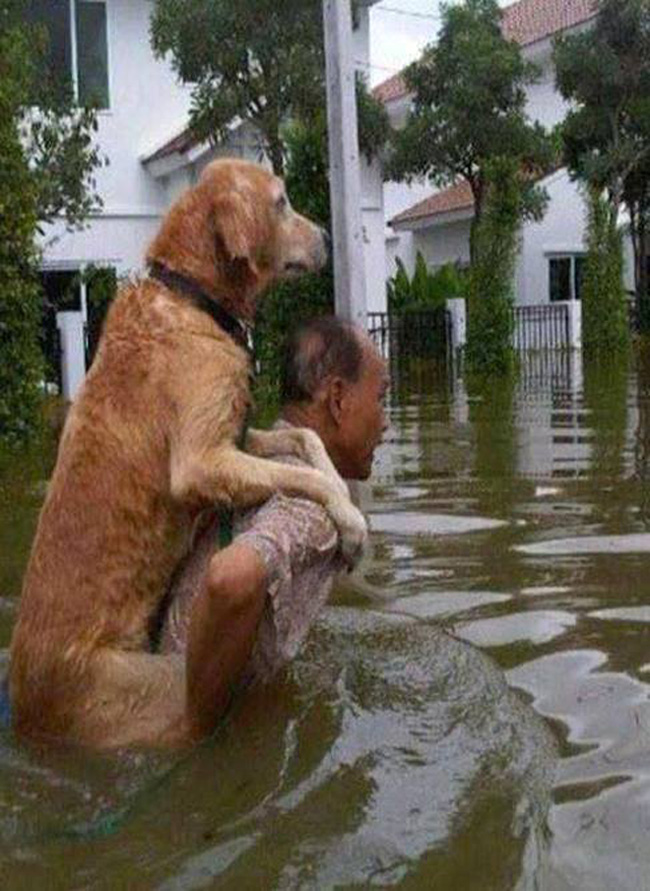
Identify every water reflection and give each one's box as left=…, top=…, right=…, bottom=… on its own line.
left=5, top=349, right=650, bottom=887
left=370, top=348, right=650, bottom=888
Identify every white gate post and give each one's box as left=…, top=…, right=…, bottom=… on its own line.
left=567, top=300, right=582, bottom=349
left=446, top=298, right=467, bottom=352
left=322, top=0, right=368, bottom=326
left=56, top=311, right=86, bottom=402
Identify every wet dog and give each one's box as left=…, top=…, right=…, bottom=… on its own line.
left=9, top=159, right=366, bottom=747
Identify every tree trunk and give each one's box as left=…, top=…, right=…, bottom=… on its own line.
left=266, top=133, right=285, bottom=177
left=468, top=178, right=484, bottom=267
left=639, top=211, right=650, bottom=333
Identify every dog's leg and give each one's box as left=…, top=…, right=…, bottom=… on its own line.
left=245, top=427, right=349, bottom=500
left=171, top=445, right=367, bottom=565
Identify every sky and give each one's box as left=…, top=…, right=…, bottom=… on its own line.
left=368, top=0, right=511, bottom=86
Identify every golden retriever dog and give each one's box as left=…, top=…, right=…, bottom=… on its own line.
left=9, top=158, right=366, bottom=748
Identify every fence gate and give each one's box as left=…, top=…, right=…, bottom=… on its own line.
left=367, top=309, right=452, bottom=360
left=513, top=303, right=571, bottom=350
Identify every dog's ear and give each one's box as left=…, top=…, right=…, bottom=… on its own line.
left=211, top=192, right=263, bottom=265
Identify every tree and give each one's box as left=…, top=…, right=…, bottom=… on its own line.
left=150, top=0, right=387, bottom=176
left=554, top=0, right=650, bottom=329
left=252, top=118, right=334, bottom=412
left=387, top=0, right=552, bottom=263
left=0, top=18, right=43, bottom=443
left=0, top=0, right=103, bottom=444
left=464, top=158, right=521, bottom=374
left=581, top=187, right=630, bottom=355
left=624, top=160, right=650, bottom=330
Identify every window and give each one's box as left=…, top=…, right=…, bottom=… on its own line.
left=549, top=255, right=585, bottom=302
left=26, top=0, right=110, bottom=109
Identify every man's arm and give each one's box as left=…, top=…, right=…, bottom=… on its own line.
left=185, top=542, right=267, bottom=739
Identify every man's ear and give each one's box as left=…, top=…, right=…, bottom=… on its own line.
left=326, top=377, right=346, bottom=426
left=211, top=192, right=261, bottom=267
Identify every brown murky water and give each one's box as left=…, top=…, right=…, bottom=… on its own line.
left=2, top=350, right=650, bottom=889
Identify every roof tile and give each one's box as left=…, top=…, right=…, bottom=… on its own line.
left=391, top=181, right=474, bottom=226
left=372, top=0, right=596, bottom=103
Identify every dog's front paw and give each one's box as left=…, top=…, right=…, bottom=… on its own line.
left=330, top=499, right=368, bottom=569
left=298, top=429, right=350, bottom=501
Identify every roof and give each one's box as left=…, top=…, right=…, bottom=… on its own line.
left=391, top=163, right=565, bottom=229
left=504, top=0, right=595, bottom=46
left=391, top=181, right=474, bottom=228
left=141, top=126, right=199, bottom=165
left=373, top=72, right=409, bottom=104
left=372, top=0, right=597, bottom=104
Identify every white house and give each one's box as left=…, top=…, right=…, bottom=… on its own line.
left=371, top=0, right=635, bottom=309
left=32, top=0, right=384, bottom=395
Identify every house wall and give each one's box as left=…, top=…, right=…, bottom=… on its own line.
left=413, top=220, right=472, bottom=270
left=41, top=0, right=193, bottom=276
left=383, top=179, right=433, bottom=280
left=386, top=232, right=412, bottom=281
left=360, top=158, right=388, bottom=312
left=43, top=0, right=385, bottom=315
left=517, top=170, right=587, bottom=305
left=376, top=24, right=612, bottom=309
left=523, top=62, right=569, bottom=130
left=517, top=170, right=635, bottom=305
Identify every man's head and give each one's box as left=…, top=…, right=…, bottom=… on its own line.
left=281, top=317, right=389, bottom=480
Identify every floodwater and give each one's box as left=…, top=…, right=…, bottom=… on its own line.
left=2, top=350, right=650, bottom=888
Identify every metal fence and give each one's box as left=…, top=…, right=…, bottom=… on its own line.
left=40, top=308, right=63, bottom=394
left=368, top=309, right=452, bottom=360
left=513, top=303, right=571, bottom=351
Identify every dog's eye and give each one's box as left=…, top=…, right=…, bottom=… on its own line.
left=276, top=195, right=288, bottom=212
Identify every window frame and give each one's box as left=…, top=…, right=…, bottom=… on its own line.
left=547, top=253, right=586, bottom=303
left=31, top=0, right=112, bottom=111
left=73, top=0, right=112, bottom=111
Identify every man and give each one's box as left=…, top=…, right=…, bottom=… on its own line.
left=159, top=316, right=389, bottom=737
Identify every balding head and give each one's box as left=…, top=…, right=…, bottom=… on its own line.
left=281, top=317, right=388, bottom=480
left=281, top=317, right=369, bottom=406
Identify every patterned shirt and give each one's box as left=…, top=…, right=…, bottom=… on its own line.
left=161, top=423, right=347, bottom=684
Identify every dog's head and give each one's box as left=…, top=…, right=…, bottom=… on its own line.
left=147, top=159, right=328, bottom=321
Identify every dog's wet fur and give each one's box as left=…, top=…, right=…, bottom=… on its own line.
left=9, top=159, right=366, bottom=748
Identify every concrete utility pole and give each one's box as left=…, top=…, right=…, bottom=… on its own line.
left=322, top=0, right=367, bottom=326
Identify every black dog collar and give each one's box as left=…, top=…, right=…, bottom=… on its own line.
left=148, top=261, right=252, bottom=356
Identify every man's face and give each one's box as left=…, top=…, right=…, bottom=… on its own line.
left=334, top=342, right=389, bottom=480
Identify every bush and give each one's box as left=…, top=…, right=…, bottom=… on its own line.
left=465, top=159, right=520, bottom=375
left=387, top=254, right=465, bottom=313
left=254, top=269, right=334, bottom=385
left=252, top=118, right=335, bottom=413
left=0, top=1, right=102, bottom=446
left=0, top=22, right=44, bottom=444
left=581, top=188, right=630, bottom=357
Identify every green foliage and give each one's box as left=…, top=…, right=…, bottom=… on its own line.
left=253, top=119, right=334, bottom=409
left=386, top=0, right=553, bottom=261
left=150, top=0, right=388, bottom=175
left=15, top=2, right=105, bottom=230
left=81, top=265, right=118, bottom=365
left=583, top=351, right=629, bottom=479
left=254, top=268, right=334, bottom=380
left=387, top=254, right=465, bottom=312
left=465, top=159, right=520, bottom=375
left=581, top=188, right=630, bottom=357
left=282, top=118, right=330, bottom=226
left=554, top=0, right=650, bottom=205
left=0, top=0, right=104, bottom=445
left=1, top=7, right=45, bottom=443
left=554, top=0, right=650, bottom=332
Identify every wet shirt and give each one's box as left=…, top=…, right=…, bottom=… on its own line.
left=161, top=425, right=347, bottom=683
